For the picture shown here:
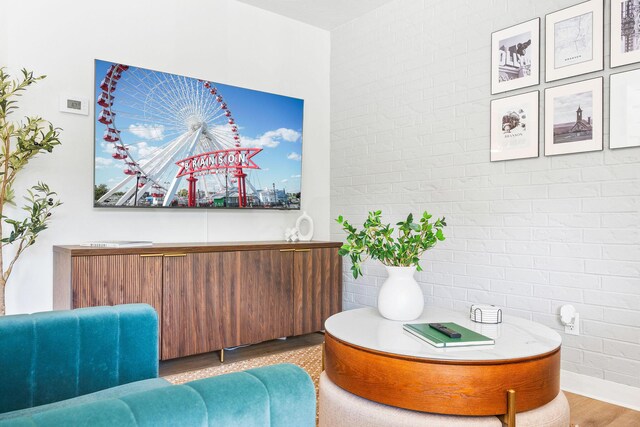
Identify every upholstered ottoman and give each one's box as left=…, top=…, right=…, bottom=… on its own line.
left=319, top=372, right=570, bottom=427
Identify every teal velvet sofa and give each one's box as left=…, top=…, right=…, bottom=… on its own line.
left=0, top=304, right=315, bottom=426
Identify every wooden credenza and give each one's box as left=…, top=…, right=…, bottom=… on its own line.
left=53, top=241, right=342, bottom=360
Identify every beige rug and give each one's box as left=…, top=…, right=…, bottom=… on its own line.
left=164, top=344, right=323, bottom=397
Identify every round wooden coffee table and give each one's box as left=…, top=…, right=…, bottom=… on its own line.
left=323, top=307, right=561, bottom=421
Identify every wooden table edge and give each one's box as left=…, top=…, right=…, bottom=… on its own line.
left=324, top=331, right=561, bottom=416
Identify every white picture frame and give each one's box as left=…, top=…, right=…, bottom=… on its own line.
left=611, top=0, right=640, bottom=67
left=544, top=77, right=603, bottom=156
left=491, top=18, right=540, bottom=94
left=545, top=0, right=604, bottom=82
left=610, top=69, right=640, bottom=149
left=490, top=91, right=540, bottom=161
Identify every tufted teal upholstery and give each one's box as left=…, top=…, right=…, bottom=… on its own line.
left=0, top=378, right=171, bottom=421
left=0, top=304, right=158, bottom=414
left=0, top=304, right=316, bottom=426
left=0, top=364, right=316, bottom=427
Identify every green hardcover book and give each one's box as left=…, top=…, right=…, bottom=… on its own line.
left=403, top=322, right=495, bottom=348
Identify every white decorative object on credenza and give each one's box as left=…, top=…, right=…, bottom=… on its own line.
left=377, top=266, right=424, bottom=321
left=284, top=227, right=299, bottom=242
left=295, top=211, right=314, bottom=241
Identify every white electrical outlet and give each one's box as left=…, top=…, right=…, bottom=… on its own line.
left=564, top=312, right=580, bottom=335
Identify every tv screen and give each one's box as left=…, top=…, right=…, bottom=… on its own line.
left=94, top=59, right=304, bottom=209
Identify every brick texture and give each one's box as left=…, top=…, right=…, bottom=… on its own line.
left=330, top=0, right=640, bottom=387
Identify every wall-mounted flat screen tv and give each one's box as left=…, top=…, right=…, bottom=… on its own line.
left=94, top=59, right=304, bottom=209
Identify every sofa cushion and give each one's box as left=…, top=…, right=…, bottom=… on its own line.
left=0, top=364, right=316, bottom=427
left=0, top=304, right=159, bottom=413
left=0, top=378, right=170, bottom=421
left=245, top=364, right=316, bottom=427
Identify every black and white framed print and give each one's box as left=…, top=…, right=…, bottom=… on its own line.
left=544, top=77, right=603, bottom=156
left=545, top=0, right=604, bottom=82
left=611, top=0, right=640, bottom=67
left=491, top=18, right=540, bottom=94
left=610, top=69, right=640, bottom=149
left=490, top=91, right=540, bottom=161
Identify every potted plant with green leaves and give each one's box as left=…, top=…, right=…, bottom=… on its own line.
left=336, top=210, right=446, bottom=321
left=0, top=68, right=62, bottom=315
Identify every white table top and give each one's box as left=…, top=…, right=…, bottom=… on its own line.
left=324, top=307, right=562, bottom=362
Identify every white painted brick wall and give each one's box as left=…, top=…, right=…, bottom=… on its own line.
left=330, top=0, right=640, bottom=388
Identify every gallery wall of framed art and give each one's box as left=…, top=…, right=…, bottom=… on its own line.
left=489, top=0, right=640, bottom=161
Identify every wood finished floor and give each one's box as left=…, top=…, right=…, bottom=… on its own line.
left=565, top=391, right=640, bottom=427
left=160, top=334, right=640, bottom=426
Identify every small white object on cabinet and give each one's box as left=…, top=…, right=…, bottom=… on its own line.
left=284, top=227, right=299, bottom=242
left=295, top=211, right=314, bottom=241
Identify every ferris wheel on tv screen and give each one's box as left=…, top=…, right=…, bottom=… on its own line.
left=94, top=61, right=264, bottom=208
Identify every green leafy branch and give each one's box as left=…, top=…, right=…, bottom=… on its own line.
left=336, top=210, right=446, bottom=279
left=0, top=67, right=62, bottom=311
left=1, top=183, right=60, bottom=279
left=0, top=68, right=44, bottom=117
left=0, top=68, right=62, bottom=207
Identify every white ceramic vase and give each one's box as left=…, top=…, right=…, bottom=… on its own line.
left=295, top=211, right=314, bottom=241
left=377, top=266, right=424, bottom=321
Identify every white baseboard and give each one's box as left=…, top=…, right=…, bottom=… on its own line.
left=561, top=369, right=640, bottom=411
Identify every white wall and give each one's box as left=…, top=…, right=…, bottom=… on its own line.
left=331, top=0, right=640, bottom=397
left=0, top=18, right=6, bottom=64
left=3, top=0, right=330, bottom=314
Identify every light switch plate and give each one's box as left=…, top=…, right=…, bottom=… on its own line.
left=59, top=96, right=89, bottom=115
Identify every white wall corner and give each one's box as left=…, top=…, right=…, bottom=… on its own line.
left=561, top=369, right=640, bottom=411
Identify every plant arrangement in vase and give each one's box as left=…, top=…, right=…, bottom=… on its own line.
left=336, top=210, right=446, bottom=321
left=0, top=68, right=62, bottom=315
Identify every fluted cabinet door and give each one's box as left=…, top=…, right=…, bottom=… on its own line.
left=71, top=254, right=163, bottom=353
left=162, top=253, right=225, bottom=360
left=293, top=248, right=342, bottom=336
left=223, top=250, right=294, bottom=347
left=72, top=254, right=162, bottom=314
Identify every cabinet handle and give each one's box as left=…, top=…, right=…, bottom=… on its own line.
left=279, top=249, right=296, bottom=252
left=164, top=253, right=187, bottom=257
left=295, top=249, right=311, bottom=252
left=140, top=253, right=164, bottom=257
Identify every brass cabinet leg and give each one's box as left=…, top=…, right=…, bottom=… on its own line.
left=498, top=389, right=516, bottom=427
left=321, top=342, right=325, bottom=371
left=220, top=348, right=224, bottom=363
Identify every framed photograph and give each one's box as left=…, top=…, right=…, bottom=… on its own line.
left=544, top=77, right=603, bottom=156
left=490, top=91, right=540, bottom=161
left=545, top=0, right=604, bottom=82
left=611, top=0, right=640, bottom=67
left=610, top=69, right=640, bottom=149
left=491, top=18, right=540, bottom=94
